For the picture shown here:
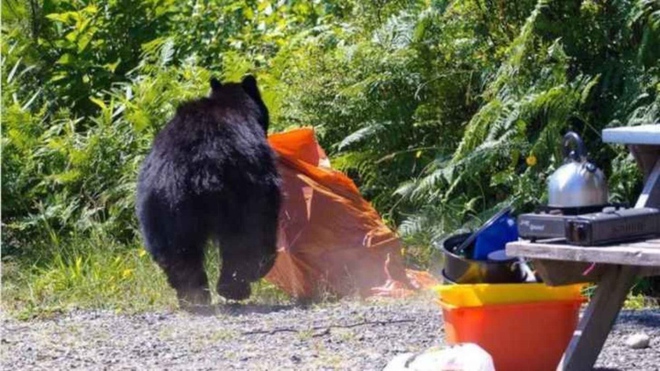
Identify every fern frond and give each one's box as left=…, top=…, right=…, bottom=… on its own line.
left=336, top=122, right=385, bottom=151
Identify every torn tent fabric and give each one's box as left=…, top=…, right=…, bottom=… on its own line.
left=265, top=128, right=436, bottom=300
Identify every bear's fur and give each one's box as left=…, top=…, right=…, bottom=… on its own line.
left=136, top=76, right=281, bottom=309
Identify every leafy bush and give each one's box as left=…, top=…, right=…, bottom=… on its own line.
left=392, top=0, right=659, bottom=249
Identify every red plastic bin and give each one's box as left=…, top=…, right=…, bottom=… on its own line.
left=439, top=299, right=582, bottom=371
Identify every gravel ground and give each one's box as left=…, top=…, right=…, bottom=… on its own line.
left=2, top=297, right=659, bottom=370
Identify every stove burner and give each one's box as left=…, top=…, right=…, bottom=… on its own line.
left=533, top=203, right=629, bottom=216
left=518, top=203, right=632, bottom=242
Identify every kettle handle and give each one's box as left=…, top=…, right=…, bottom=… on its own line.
left=562, top=131, right=587, bottom=161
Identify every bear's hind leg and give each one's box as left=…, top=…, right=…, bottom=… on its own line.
left=216, top=247, right=253, bottom=302
left=139, top=195, right=212, bottom=310
left=215, top=219, right=278, bottom=302
left=156, top=244, right=211, bottom=310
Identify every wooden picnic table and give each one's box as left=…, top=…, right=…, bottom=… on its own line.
left=506, top=124, right=660, bottom=371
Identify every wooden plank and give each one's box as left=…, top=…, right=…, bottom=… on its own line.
left=531, top=259, right=660, bottom=285
left=513, top=237, right=660, bottom=246
left=558, top=265, right=639, bottom=371
left=639, top=266, right=660, bottom=276
left=532, top=260, right=605, bottom=285
left=635, top=158, right=660, bottom=208
left=506, top=239, right=660, bottom=267
left=602, top=125, right=660, bottom=145
left=629, top=144, right=660, bottom=180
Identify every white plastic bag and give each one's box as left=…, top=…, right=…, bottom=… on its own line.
left=383, top=343, right=495, bottom=371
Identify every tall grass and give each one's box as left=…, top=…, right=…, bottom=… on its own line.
left=2, top=233, right=174, bottom=318
left=2, top=232, right=291, bottom=319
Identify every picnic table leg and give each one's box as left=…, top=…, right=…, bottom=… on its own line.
left=634, top=157, right=660, bottom=208
left=629, top=144, right=660, bottom=182
left=557, top=265, right=639, bottom=371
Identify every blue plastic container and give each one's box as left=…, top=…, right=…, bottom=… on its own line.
left=472, top=211, right=519, bottom=260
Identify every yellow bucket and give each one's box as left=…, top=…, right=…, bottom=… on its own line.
left=433, top=282, right=586, bottom=307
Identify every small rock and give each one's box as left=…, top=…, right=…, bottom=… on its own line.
left=368, top=352, right=383, bottom=361
left=625, top=333, right=650, bottom=349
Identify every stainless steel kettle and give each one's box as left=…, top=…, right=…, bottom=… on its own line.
left=547, top=132, right=608, bottom=208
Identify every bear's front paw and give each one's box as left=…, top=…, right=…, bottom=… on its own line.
left=217, top=281, right=251, bottom=301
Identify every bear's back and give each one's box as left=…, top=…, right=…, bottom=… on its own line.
left=138, top=92, right=278, bottom=206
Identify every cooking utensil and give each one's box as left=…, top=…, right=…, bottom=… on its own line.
left=454, top=206, right=513, bottom=257
left=436, top=232, right=526, bottom=284
left=547, top=131, right=608, bottom=208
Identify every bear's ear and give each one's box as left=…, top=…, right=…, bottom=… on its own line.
left=241, top=75, right=261, bottom=100
left=210, top=78, right=222, bottom=92
left=241, top=74, right=269, bottom=133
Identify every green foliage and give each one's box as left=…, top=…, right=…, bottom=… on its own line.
left=3, top=0, right=180, bottom=116
left=394, top=0, right=660, bottom=248
left=2, top=42, right=214, bottom=257
left=2, top=0, right=659, bottom=312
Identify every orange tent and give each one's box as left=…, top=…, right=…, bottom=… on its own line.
left=265, top=128, right=436, bottom=300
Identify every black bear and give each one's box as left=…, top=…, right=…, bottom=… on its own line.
left=136, top=75, right=281, bottom=309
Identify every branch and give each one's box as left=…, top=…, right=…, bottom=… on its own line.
left=242, top=319, right=415, bottom=337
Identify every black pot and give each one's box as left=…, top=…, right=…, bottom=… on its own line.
left=440, top=270, right=458, bottom=285
left=435, top=232, right=526, bottom=284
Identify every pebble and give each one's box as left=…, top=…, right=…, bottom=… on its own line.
left=625, top=332, right=651, bottom=349
left=1, top=300, right=659, bottom=370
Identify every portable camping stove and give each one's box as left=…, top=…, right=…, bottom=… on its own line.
left=518, top=204, right=617, bottom=241
left=518, top=203, right=660, bottom=245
